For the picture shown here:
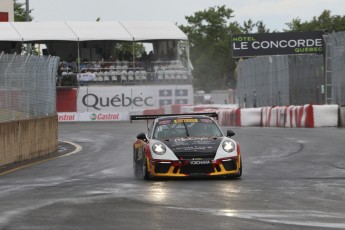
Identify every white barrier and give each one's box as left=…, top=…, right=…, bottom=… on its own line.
left=313, top=104, right=339, bottom=127
left=241, top=108, right=262, bottom=127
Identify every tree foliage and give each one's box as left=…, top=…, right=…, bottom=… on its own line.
left=14, top=0, right=33, bottom=21
left=115, top=42, right=145, bottom=61
left=285, top=10, right=345, bottom=32
left=179, top=6, right=235, bottom=91
left=179, top=5, right=269, bottom=91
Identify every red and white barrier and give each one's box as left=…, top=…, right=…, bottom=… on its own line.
left=313, top=104, right=338, bottom=127
left=217, top=109, right=240, bottom=126
left=261, top=104, right=338, bottom=128
left=59, top=104, right=339, bottom=128
left=241, top=108, right=262, bottom=127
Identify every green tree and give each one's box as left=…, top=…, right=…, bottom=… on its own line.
left=241, top=19, right=255, bottom=34
left=179, top=6, right=270, bottom=91
left=14, top=0, right=33, bottom=21
left=179, top=5, right=237, bottom=91
left=115, top=42, right=145, bottom=61
left=285, top=10, right=345, bottom=32
left=256, top=20, right=270, bottom=33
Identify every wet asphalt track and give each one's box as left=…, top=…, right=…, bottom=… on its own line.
left=1, top=121, right=345, bottom=230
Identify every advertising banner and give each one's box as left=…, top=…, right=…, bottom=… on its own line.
left=77, top=85, right=193, bottom=112
left=58, top=112, right=78, bottom=122
left=58, top=112, right=129, bottom=122
left=232, top=31, right=324, bottom=57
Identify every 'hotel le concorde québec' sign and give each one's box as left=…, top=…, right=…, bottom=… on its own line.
left=232, top=31, right=324, bottom=58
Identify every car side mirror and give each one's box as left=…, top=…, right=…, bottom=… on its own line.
left=226, top=130, right=235, bottom=137
left=137, top=133, right=147, bottom=141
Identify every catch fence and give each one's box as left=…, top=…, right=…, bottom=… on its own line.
left=324, top=31, right=345, bottom=106
left=0, top=53, right=59, bottom=122
left=236, top=54, right=324, bottom=108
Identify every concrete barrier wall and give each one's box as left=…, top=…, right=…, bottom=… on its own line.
left=0, top=115, right=58, bottom=167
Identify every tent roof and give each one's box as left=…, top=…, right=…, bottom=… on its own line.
left=0, top=21, right=188, bottom=42
left=65, top=21, right=133, bottom=41
left=11, top=22, right=78, bottom=41
left=0, top=23, right=22, bottom=41
left=121, top=21, right=188, bottom=41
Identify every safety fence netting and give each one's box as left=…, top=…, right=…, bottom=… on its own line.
left=0, top=52, right=59, bottom=122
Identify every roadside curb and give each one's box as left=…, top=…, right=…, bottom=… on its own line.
left=0, top=140, right=81, bottom=176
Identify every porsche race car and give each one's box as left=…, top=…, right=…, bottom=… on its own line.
left=131, top=113, right=242, bottom=180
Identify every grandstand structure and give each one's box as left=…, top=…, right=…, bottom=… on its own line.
left=0, top=21, right=192, bottom=85
left=0, top=21, right=194, bottom=115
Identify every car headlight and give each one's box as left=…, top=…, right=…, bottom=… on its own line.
left=222, top=140, right=236, bottom=152
left=152, top=143, right=166, bottom=155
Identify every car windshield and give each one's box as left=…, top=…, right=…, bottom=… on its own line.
left=152, top=117, right=223, bottom=139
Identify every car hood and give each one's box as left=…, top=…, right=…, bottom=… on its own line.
left=162, top=137, right=223, bottom=153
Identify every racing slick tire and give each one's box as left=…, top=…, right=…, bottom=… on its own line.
left=133, top=146, right=143, bottom=179
left=133, top=146, right=151, bottom=180
left=236, top=158, right=242, bottom=178
left=143, top=155, right=151, bottom=180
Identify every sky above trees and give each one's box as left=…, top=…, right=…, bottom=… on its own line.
left=16, top=0, right=345, bottom=32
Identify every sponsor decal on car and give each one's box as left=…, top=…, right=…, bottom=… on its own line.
left=174, top=119, right=198, bottom=123
left=189, top=160, right=211, bottom=165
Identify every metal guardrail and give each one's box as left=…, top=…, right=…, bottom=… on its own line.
left=0, top=53, right=59, bottom=122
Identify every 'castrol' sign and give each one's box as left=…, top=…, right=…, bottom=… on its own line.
left=58, top=112, right=129, bottom=122
left=58, top=113, right=77, bottom=122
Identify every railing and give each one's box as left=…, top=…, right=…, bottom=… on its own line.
left=56, top=59, right=192, bottom=86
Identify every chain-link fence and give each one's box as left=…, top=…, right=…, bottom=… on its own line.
left=0, top=53, right=59, bottom=122
left=236, top=54, right=324, bottom=108
left=324, top=31, right=345, bottom=106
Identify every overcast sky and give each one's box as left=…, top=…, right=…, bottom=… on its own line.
left=21, top=0, right=345, bottom=31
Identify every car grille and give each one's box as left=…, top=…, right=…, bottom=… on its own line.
left=174, top=151, right=216, bottom=160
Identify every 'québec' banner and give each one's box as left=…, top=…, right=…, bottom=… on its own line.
left=77, top=85, right=193, bottom=113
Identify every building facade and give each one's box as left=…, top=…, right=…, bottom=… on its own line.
left=0, top=0, right=14, bottom=22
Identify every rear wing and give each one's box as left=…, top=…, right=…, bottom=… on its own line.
left=130, top=112, right=218, bottom=121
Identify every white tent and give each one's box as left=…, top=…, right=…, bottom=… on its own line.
left=65, top=21, right=133, bottom=41
left=0, top=21, right=188, bottom=42
left=0, top=21, right=190, bottom=70
left=0, top=23, right=22, bottom=41
left=11, top=21, right=78, bottom=41
left=120, top=21, right=188, bottom=41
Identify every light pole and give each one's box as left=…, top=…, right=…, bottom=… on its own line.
left=25, top=0, right=29, bottom=21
